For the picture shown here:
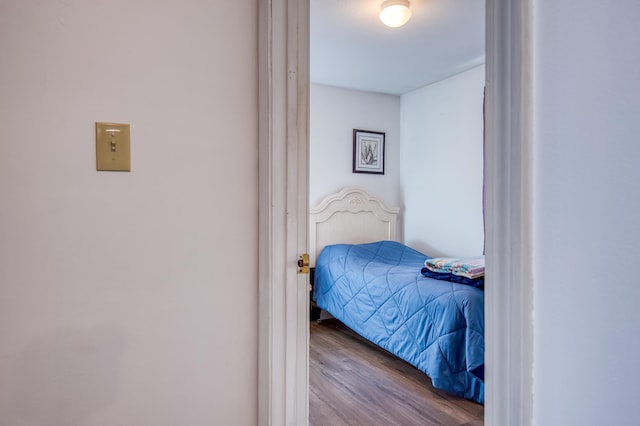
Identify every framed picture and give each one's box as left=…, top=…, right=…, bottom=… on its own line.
left=352, top=129, right=385, bottom=174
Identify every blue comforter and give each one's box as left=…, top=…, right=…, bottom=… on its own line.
left=313, top=241, right=484, bottom=403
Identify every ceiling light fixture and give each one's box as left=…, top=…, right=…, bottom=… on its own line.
left=379, top=0, right=412, bottom=28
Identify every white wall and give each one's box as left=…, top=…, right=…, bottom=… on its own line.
left=0, top=1, right=257, bottom=425
left=309, top=84, right=401, bottom=208
left=533, top=1, right=640, bottom=424
left=400, top=66, right=485, bottom=257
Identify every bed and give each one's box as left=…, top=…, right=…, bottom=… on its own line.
left=310, top=187, right=485, bottom=404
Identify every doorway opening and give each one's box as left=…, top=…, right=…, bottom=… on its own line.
left=257, top=1, right=533, bottom=425
left=308, top=0, right=487, bottom=423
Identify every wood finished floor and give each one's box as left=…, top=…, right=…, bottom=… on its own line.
left=309, top=319, right=484, bottom=426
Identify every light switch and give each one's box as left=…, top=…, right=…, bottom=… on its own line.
left=96, top=122, right=130, bottom=171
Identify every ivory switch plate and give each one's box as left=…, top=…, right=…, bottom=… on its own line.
left=96, top=122, right=131, bottom=171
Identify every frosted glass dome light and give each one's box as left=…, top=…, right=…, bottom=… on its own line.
left=379, top=0, right=412, bottom=28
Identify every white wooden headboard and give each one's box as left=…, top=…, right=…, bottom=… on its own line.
left=309, top=187, right=401, bottom=267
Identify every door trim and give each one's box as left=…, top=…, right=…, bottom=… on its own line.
left=258, top=0, right=310, bottom=425
left=484, top=0, right=534, bottom=424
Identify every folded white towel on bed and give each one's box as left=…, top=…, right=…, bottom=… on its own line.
left=424, top=256, right=485, bottom=279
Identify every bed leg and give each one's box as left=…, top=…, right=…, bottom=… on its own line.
left=314, top=309, right=333, bottom=324
left=310, top=305, right=322, bottom=322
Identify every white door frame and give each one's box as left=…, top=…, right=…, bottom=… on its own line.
left=484, top=0, right=534, bottom=425
left=258, top=0, right=310, bottom=425
left=258, top=0, right=534, bottom=424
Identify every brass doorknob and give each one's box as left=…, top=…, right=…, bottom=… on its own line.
left=298, top=254, right=309, bottom=273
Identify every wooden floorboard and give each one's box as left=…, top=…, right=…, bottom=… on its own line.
left=309, top=319, right=484, bottom=426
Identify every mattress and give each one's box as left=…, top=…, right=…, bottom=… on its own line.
left=312, top=240, right=484, bottom=403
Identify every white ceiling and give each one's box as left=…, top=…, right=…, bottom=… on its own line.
left=310, top=0, right=485, bottom=95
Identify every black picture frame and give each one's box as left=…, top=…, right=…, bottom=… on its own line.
left=352, top=129, right=385, bottom=174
